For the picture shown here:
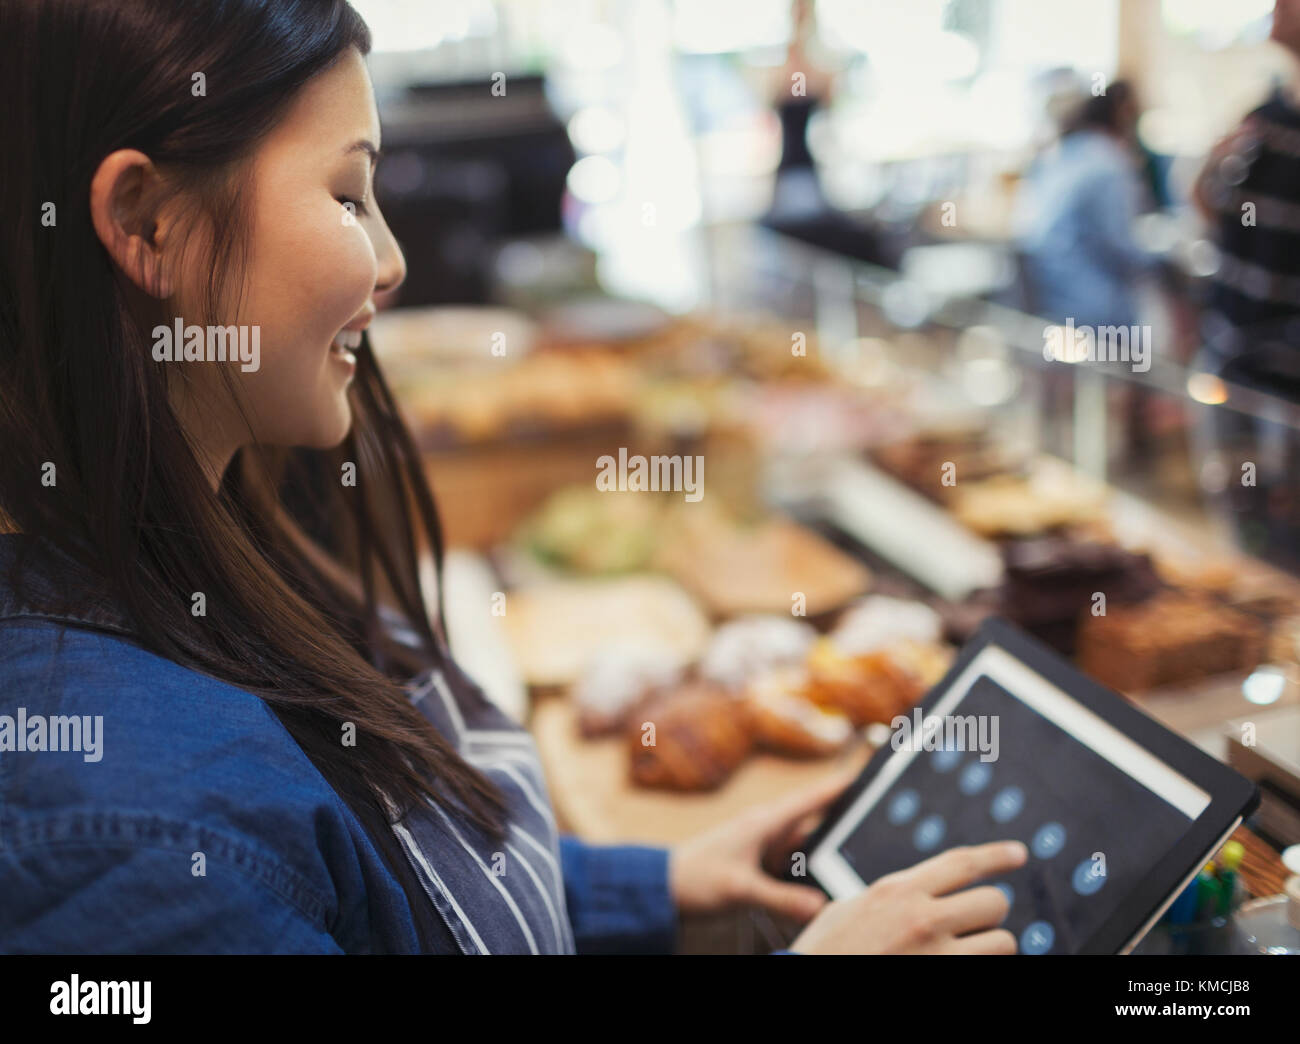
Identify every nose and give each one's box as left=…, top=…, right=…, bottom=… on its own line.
left=369, top=205, right=407, bottom=297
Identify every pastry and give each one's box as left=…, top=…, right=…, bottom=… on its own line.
left=571, top=639, right=684, bottom=737
left=698, top=615, right=818, bottom=691
left=1222, top=575, right=1300, bottom=623
left=948, top=470, right=1107, bottom=538
left=628, top=682, right=754, bottom=791
left=1076, top=592, right=1268, bottom=692
left=885, top=639, right=956, bottom=689
left=398, top=350, right=638, bottom=445
left=803, top=638, right=925, bottom=726
left=744, top=665, right=855, bottom=758
left=872, top=433, right=1017, bottom=500
left=830, top=596, right=943, bottom=656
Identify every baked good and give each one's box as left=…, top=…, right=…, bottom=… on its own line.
left=571, top=639, right=684, bottom=737
left=1221, top=574, right=1300, bottom=623
left=802, top=638, right=925, bottom=726
left=398, top=350, right=638, bottom=446
left=996, top=537, right=1162, bottom=655
left=1152, top=554, right=1238, bottom=594
left=872, top=433, right=1017, bottom=500
left=1076, top=592, right=1268, bottom=692
left=628, top=682, right=754, bottom=791
left=948, top=471, right=1107, bottom=538
left=885, top=639, right=956, bottom=688
left=744, top=665, right=855, bottom=758
left=830, top=596, right=943, bottom=656
left=698, top=615, right=818, bottom=691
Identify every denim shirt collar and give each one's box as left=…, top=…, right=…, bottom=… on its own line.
left=0, top=533, right=136, bottom=639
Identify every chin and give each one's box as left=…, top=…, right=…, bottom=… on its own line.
left=301, top=398, right=355, bottom=450
left=319, top=412, right=355, bottom=450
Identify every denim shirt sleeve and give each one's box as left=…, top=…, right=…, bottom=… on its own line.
left=1, top=838, right=344, bottom=954
left=0, top=622, right=381, bottom=955
left=1086, top=163, right=1152, bottom=277
left=558, top=837, right=677, bottom=954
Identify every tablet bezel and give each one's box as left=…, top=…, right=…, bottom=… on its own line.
left=798, top=617, right=1260, bottom=955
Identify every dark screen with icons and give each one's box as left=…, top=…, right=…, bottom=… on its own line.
left=837, top=675, right=1195, bottom=954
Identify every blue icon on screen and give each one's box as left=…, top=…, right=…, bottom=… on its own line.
left=1072, top=858, right=1107, bottom=896
left=1020, top=921, right=1054, bottom=954
left=887, top=789, right=920, bottom=825
left=993, top=883, right=1014, bottom=907
left=913, top=814, right=946, bottom=852
left=959, top=760, right=992, bottom=795
left=1031, top=822, right=1067, bottom=859
left=932, top=746, right=962, bottom=773
left=990, top=786, right=1024, bottom=823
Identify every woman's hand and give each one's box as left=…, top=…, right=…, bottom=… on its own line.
left=668, top=768, right=859, bottom=923
left=790, top=841, right=1028, bottom=954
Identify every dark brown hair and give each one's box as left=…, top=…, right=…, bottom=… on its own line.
left=0, top=0, right=505, bottom=947
left=1064, top=79, right=1136, bottom=138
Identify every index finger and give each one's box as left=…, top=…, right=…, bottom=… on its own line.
left=904, top=841, right=1028, bottom=896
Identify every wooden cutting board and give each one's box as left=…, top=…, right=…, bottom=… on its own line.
left=530, top=697, right=872, bottom=845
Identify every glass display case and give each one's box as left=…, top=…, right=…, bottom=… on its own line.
left=698, top=221, right=1300, bottom=574
left=377, top=218, right=1300, bottom=889
left=658, top=225, right=1299, bottom=791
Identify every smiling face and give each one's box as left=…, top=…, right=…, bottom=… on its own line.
left=169, top=46, right=405, bottom=464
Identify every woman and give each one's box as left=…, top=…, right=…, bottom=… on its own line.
left=1013, top=81, right=1155, bottom=331
left=0, top=0, right=1025, bottom=954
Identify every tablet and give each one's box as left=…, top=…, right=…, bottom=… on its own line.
left=803, top=618, right=1260, bottom=954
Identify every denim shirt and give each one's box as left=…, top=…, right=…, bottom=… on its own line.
left=0, top=535, right=676, bottom=954
left=1013, top=130, right=1153, bottom=329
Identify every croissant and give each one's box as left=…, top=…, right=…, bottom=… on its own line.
left=628, top=682, right=754, bottom=791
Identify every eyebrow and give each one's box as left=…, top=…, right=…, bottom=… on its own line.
left=344, top=139, right=381, bottom=165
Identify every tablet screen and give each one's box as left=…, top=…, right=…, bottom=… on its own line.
left=808, top=644, right=1213, bottom=955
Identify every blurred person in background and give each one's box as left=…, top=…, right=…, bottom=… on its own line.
left=759, top=0, right=890, bottom=265
left=1189, top=0, right=1300, bottom=572
left=1194, top=0, right=1300, bottom=349
left=1012, top=81, right=1161, bottom=463
left=1013, top=81, right=1157, bottom=331
left=766, top=0, right=833, bottom=223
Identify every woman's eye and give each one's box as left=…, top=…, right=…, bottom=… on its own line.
left=337, top=196, right=369, bottom=218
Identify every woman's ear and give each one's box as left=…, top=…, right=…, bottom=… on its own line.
left=89, top=149, right=175, bottom=299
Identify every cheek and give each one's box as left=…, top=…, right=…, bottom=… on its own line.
left=265, top=207, right=376, bottom=346
left=232, top=202, right=376, bottom=440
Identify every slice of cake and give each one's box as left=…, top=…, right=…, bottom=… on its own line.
left=1076, top=592, right=1267, bottom=692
